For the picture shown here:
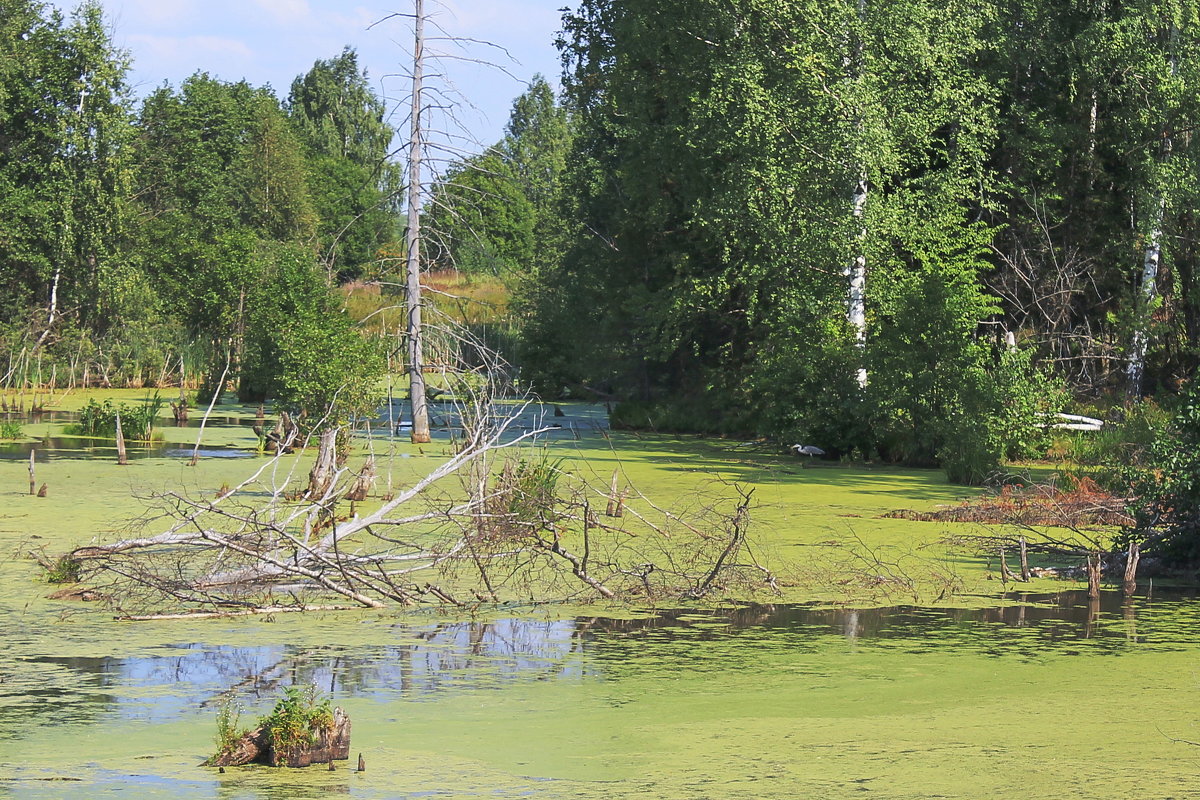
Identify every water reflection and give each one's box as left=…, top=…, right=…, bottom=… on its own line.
left=7, top=590, right=1199, bottom=738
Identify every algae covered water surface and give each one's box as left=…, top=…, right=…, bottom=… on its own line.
left=2, top=595, right=1200, bottom=799
left=2, top=394, right=1199, bottom=798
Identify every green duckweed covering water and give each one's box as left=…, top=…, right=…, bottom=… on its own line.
left=1, top=393, right=1196, bottom=798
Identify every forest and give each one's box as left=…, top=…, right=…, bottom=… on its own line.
left=2, top=0, right=1199, bottom=538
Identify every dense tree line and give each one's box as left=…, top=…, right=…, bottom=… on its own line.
left=0, top=1, right=396, bottom=423
left=7, top=0, right=1200, bottom=487
left=479, top=0, right=1200, bottom=483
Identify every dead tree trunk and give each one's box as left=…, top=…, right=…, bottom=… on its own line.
left=115, top=413, right=128, bottom=466
left=605, top=469, right=625, bottom=517
left=28, top=450, right=35, bottom=496
left=345, top=457, right=375, bottom=502
left=404, top=0, right=431, bottom=444
left=1087, top=551, right=1102, bottom=599
left=1124, top=541, right=1141, bottom=598
left=307, top=429, right=339, bottom=500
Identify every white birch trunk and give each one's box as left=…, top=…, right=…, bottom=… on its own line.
left=1127, top=26, right=1176, bottom=399
left=847, top=175, right=868, bottom=387
left=1127, top=197, right=1164, bottom=397
left=845, top=0, right=869, bottom=387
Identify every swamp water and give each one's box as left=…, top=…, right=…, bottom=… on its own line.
left=2, top=394, right=1199, bottom=798
left=3, top=594, right=1200, bottom=799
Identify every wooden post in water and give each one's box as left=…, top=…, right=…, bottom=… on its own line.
left=1019, top=536, right=1031, bottom=581
left=1123, top=541, right=1140, bottom=598
left=28, top=450, right=35, bottom=495
left=115, top=412, right=128, bottom=466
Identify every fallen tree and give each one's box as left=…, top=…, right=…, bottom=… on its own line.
left=58, top=342, right=777, bottom=617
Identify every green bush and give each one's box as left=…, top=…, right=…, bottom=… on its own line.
left=211, top=702, right=249, bottom=762
left=260, top=685, right=335, bottom=759
left=207, top=685, right=335, bottom=767
left=1124, top=387, right=1200, bottom=565
left=43, top=556, right=81, bottom=584
left=0, top=420, right=21, bottom=439
left=239, top=244, right=382, bottom=430
left=68, top=393, right=164, bottom=441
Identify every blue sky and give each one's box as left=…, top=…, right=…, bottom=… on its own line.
left=48, top=0, right=566, bottom=154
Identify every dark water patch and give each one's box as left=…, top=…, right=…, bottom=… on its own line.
left=0, top=439, right=254, bottom=461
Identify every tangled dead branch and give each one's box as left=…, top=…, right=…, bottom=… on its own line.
left=58, top=329, right=775, bottom=618
left=883, top=477, right=1132, bottom=529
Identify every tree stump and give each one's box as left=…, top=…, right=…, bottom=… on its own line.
left=306, top=428, right=339, bottom=500
left=345, top=457, right=375, bottom=502
left=209, top=707, right=351, bottom=768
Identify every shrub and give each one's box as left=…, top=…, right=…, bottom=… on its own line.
left=1124, top=386, right=1200, bottom=565
left=207, top=685, right=335, bottom=767
left=70, top=393, right=164, bottom=441
left=212, top=702, right=249, bottom=762
left=0, top=420, right=21, bottom=439
left=43, top=556, right=81, bottom=584
left=259, top=686, right=335, bottom=759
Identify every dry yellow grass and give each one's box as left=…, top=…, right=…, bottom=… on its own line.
left=341, top=270, right=511, bottom=338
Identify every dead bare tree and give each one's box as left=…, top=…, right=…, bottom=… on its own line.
left=988, top=197, right=1122, bottom=392
left=368, top=1, right=524, bottom=442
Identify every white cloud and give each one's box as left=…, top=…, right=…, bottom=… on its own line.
left=251, top=0, right=314, bottom=25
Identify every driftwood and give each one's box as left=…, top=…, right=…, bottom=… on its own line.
left=209, top=707, right=351, bottom=768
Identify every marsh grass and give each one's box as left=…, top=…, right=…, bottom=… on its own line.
left=211, top=702, right=249, bottom=762
left=66, top=393, right=166, bottom=442
left=0, top=420, right=21, bottom=439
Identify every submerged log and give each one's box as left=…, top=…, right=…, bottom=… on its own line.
left=209, top=707, right=351, bottom=768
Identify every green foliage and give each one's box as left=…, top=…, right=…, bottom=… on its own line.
left=427, top=153, right=536, bottom=275
left=497, top=455, right=564, bottom=525
left=239, top=243, right=382, bottom=428
left=209, top=701, right=249, bottom=763
left=0, top=420, right=22, bottom=439
left=258, top=685, right=335, bottom=760
left=286, top=47, right=400, bottom=281
left=69, top=393, right=163, bottom=441
left=43, top=556, right=81, bottom=584
left=0, top=0, right=137, bottom=330
left=1066, top=399, right=1169, bottom=468
left=1125, top=385, right=1200, bottom=564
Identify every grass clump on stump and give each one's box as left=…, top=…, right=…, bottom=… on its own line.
left=207, top=685, right=351, bottom=768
